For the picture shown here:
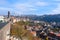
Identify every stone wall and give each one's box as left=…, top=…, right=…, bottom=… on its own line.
left=0, top=22, right=11, bottom=40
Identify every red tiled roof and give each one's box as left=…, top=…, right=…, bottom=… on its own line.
left=50, top=32, right=60, bottom=37
left=50, top=31, right=54, bottom=34
left=31, top=31, right=36, bottom=35
left=56, top=33, right=60, bottom=37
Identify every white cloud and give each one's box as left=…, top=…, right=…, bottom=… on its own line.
left=0, top=0, right=52, bottom=15
left=11, top=1, right=48, bottom=15
left=54, top=0, right=60, bottom=1
left=0, top=0, right=8, bottom=5
left=12, top=3, right=38, bottom=15
left=14, top=3, right=34, bottom=10
left=13, top=3, right=37, bottom=13
left=0, top=7, right=13, bottom=11
left=0, top=7, right=23, bottom=15
left=29, top=8, right=37, bottom=10
left=47, top=4, right=60, bottom=15
left=52, top=4, right=60, bottom=14
left=35, top=1, right=48, bottom=6
left=0, top=7, right=16, bottom=14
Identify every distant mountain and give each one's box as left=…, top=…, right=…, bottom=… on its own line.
left=22, top=14, right=60, bottom=22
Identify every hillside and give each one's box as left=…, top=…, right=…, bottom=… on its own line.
left=22, top=14, right=60, bottom=22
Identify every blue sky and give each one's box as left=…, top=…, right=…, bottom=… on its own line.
left=0, top=0, right=60, bottom=15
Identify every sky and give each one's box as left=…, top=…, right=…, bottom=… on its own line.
left=0, top=0, right=60, bottom=15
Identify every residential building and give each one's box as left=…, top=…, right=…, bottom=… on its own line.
left=0, top=16, right=4, bottom=22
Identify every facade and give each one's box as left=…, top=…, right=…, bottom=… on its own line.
left=0, top=16, right=4, bottom=22
left=0, top=16, right=10, bottom=22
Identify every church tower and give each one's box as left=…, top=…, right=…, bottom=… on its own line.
left=8, top=11, right=10, bottom=18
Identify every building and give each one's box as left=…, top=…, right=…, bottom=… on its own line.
left=8, top=11, right=10, bottom=18
left=0, top=16, right=4, bottom=22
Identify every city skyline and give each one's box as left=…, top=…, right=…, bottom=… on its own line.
left=0, top=0, right=60, bottom=15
